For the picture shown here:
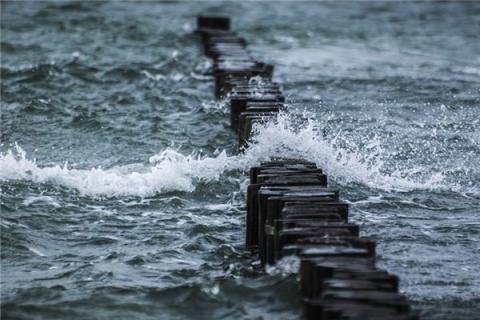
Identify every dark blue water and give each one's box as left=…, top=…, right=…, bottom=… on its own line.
left=1, top=2, right=479, bottom=319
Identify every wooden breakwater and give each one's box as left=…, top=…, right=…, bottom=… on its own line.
left=196, top=16, right=417, bottom=320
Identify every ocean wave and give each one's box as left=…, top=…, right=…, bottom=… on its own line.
left=245, top=114, right=478, bottom=195
left=0, top=144, right=233, bottom=197
left=1, top=113, right=477, bottom=197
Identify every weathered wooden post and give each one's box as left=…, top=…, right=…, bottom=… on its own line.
left=196, top=16, right=417, bottom=320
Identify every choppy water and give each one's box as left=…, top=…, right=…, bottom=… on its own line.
left=1, top=2, right=479, bottom=319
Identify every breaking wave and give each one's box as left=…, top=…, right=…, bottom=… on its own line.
left=1, top=113, right=477, bottom=197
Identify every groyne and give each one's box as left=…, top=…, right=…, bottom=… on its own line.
left=196, top=16, right=417, bottom=320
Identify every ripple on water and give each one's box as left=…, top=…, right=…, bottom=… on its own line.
left=1, top=2, right=480, bottom=320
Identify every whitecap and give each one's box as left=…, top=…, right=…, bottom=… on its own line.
left=23, top=195, right=61, bottom=208
left=266, top=255, right=300, bottom=276
left=1, top=111, right=477, bottom=197
left=28, top=247, right=47, bottom=257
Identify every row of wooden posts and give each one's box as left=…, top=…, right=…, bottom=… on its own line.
left=196, top=16, right=417, bottom=320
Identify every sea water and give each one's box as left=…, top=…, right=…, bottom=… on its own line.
left=1, top=2, right=479, bottom=319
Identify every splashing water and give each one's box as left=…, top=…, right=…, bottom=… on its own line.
left=247, top=114, right=475, bottom=194
left=0, top=144, right=231, bottom=197
left=1, top=112, right=476, bottom=197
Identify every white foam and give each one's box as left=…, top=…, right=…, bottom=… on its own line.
left=266, top=255, right=300, bottom=276
left=0, top=144, right=235, bottom=197
left=245, top=113, right=477, bottom=194
left=23, top=195, right=61, bottom=208
left=28, top=247, right=46, bottom=257
left=1, top=112, right=477, bottom=198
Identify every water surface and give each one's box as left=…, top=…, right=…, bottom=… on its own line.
left=1, top=2, right=479, bottom=319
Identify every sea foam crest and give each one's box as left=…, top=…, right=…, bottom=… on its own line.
left=246, top=114, right=454, bottom=193
left=0, top=144, right=232, bottom=197
left=1, top=113, right=477, bottom=197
